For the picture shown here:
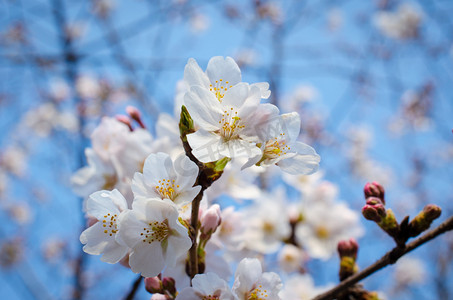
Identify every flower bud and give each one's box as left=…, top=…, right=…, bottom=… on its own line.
left=162, top=277, right=176, bottom=296
left=409, top=204, right=442, bottom=237
left=337, top=238, right=359, bottom=260
left=362, top=203, right=386, bottom=222
left=126, top=105, right=146, bottom=128
left=144, top=276, right=163, bottom=294
left=364, top=182, right=385, bottom=204
left=339, top=256, right=358, bottom=281
left=378, top=208, right=399, bottom=238
left=200, top=204, right=222, bottom=235
left=179, top=105, right=195, bottom=142
left=115, top=115, right=133, bottom=131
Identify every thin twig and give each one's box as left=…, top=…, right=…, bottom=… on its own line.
left=312, top=216, right=453, bottom=300
left=124, top=275, right=143, bottom=300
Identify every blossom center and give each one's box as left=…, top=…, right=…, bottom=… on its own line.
left=102, top=174, right=117, bottom=190
left=101, top=213, right=118, bottom=236
left=247, top=285, right=269, bottom=300
left=315, top=226, right=330, bottom=239
left=218, top=107, right=244, bottom=140
left=209, top=79, right=233, bottom=102
left=155, top=179, right=179, bottom=200
left=201, top=295, right=220, bottom=300
left=263, top=134, right=290, bottom=160
left=141, top=219, right=171, bottom=244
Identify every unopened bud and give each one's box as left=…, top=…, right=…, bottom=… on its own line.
left=409, top=204, right=442, bottom=237
left=115, top=115, right=133, bottom=131
left=179, top=105, right=195, bottom=142
left=364, top=182, right=385, bottom=204
left=144, top=276, right=163, bottom=294
left=339, top=256, right=358, bottom=281
left=366, top=197, right=384, bottom=206
left=162, top=277, right=176, bottom=296
left=150, top=294, right=171, bottom=300
left=337, top=238, right=359, bottom=260
left=378, top=209, right=399, bottom=238
left=201, top=204, right=222, bottom=235
left=126, top=106, right=146, bottom=129
left=362, top=203, right=386, bottom=222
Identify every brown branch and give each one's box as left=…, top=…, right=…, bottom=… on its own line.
left=312, top=216, right=453, bottom=300
left=123, top=275, right=143, bottom=300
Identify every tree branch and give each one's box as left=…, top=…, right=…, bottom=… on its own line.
left=312, top=216, right=453, bottom=300
left=124, top=275, right=143, bottom=300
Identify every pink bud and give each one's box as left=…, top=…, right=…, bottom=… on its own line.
left=365, top=196, right=384, bottom=206
left=362, top=203, right=386, bottom=222
left=337, top=238, right=359, bottom=259
left=115, top=115, right=133, bottom=131
left=144, top=276, right=163, bottom=294
left=201, top=204, right=222, bottom=235
left=126, top=105, right=146, bottom=129
left=364, top=182, right=385, bottom=204
left=162, top=277, right=176, bottom=295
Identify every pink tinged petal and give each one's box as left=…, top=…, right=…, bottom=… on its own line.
left=221, top=83, right=249, bottom=108
left=276, top=142, right=320, bottom=175
left=184, top=58, right=210, bottom=88
left=241, top=152, right=263, bottom=171
left=187, top=130, right=223, bottom=163
left=243, top=104, right=280, bottom=139
left=129, top=242, right=165, bottom=277
left=86, top=190, right=122, bottom=220
left=144, top=199, right=177, bottom=224
left=193, top=272, right=228, bottom=295
left=206, top=56, right=241, bottom=86
left=185, top=86, right=223, bottom=131
left=250, top=82, right=271, bottom=99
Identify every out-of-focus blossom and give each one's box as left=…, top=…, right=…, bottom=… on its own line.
left=296, top=201, right=363, bottom=260
left=277, top=244, right=307, bottom=273
left=42, top=237, right=66, bottom=263
left=394, top=257, right=426, bottom=286
left=7, top=202, right=33, bottom=225
left=76, top=75, right=101, bottom=99
left=92, top=0, right=115, bottom=18
left=327, top=8, right=343, bottom=32
left=242, top=190, right=291, bottom=254
left=48, top=78, right=70, bottom=102
left=374, top=3, right=423, bottom=40
left=189, top=13, right=210, bottom=34
left=234, top=49, right=258, bottom=68
left=0, top=239, right=22, bottom=268
left=0, top=146, right=27, bottom=177
left=279, top=274, right=331, bottom=299
left=256, top=2, right=284, bottom=25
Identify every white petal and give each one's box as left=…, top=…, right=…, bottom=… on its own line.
left=280, top=112, right=301, bottom=142
left=184, top=58, right=210, bottom=88
left=185, top=86, right=223, bottom=131
left=221, top=83, right=249, bottom=108
left=233, top=258, right=262, bottom=295
left=187, top=130, right=223, bottom=163
left=117, top=210, right=146, bottom=248
left=129, top=242, right=165, bottom=277
left=277, top=142, right=320, bottom=175
left=251, top=82, right=271, bottom=99
left=86, top=190, right=121, bottom=220
left=206, top=56, right=241, bottom=86
left=221, top=139, right=261, bottom=160
left=172, top=155, right=199, bottom=189
left=100, top=241, right=129, bottom=264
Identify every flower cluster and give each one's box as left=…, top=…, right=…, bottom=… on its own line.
left=73, top=56, right=368, bottom=299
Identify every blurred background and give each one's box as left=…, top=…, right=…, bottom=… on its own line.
left=1, top=0, right=453, bottom=299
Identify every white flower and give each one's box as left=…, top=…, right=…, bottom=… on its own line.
left=79, top=189, right=129, bottom=263
left=176, top=272, right=234, bottom=300
left=185, top=83, right=271, bottom=163
left=394, top=257, right=426, bottom=286
left=279, top=274, right=331, bottom=300
left=278, top=244, right=306, bottom=273
left=374, top=3, right=422, bottom=40
left=242, top=191, right=291, bottom=254
left=232, top=258, right=282, bottom=300
left=184, top=56, right=270, bottom=101
left=242, top=112, right=320, bottom=175
left=296, top=201, right=363, bottom=260
left=132, top=152, right=201, bottom=207
left=117, top=199, right=191, bottom=277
